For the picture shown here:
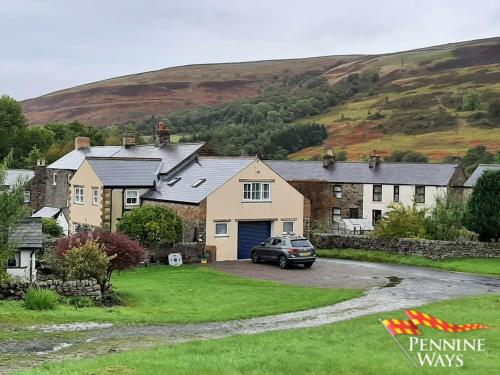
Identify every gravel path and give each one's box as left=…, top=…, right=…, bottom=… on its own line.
left=2, top=259, right=499, bottom=373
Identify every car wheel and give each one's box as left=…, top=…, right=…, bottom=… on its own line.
left=303, top=262, right=313, bottom=269
left=251, top=252, right=260, bottom=264
left=278, top=255, right=288, bottom=269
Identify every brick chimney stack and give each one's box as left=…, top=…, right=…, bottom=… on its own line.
left=369, top=150, right=381, bottom=168
left=157, top=121, right=171, bottom=145
left=74, top=137, right=91, bottom=150
left=322, top=149, right=335, bottom=169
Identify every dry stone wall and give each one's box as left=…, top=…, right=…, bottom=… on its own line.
left=0, top=278, right=101, bottom=300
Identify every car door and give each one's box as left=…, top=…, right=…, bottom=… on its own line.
left=270, top=238, right=283, bottom=260
left=259, top=238, right=274, bottom=260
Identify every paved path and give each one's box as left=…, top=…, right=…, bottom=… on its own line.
left=2, top=259, right=500, bottom=373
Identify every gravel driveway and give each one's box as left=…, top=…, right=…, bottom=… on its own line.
left=2, top=259, right=499, bottom=374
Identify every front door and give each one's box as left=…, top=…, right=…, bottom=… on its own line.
left=372, top=210, right=382, bottom=226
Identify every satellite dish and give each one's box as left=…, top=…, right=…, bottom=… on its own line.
left=168, top=253, right=183, bottom=267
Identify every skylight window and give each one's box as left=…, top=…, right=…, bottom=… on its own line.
left=191, top=178, right=206, bottom=188
left=167, top=177, right=181, bottom=186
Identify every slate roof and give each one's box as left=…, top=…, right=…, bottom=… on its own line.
left=464, top=164, right=500, bottom=187
left=266, top=160, right=460, bottom=186
left=9, top=218, right=43, bottom=250
left=4, top=169, right=34, bottom=187
left=87, top=158, right=162, bottom=187
left=32, top=207, right=61, bottom=218
left=47, top=143, right=205, bottom=173
left=144, top=157, right=255, bottom=204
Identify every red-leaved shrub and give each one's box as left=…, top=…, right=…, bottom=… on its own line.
left=56, top=231, right=145, bottom=271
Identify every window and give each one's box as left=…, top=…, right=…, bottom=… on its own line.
left=243, top=182, right=271, bottom=201
left=7, top=252, right=20, bottom=267
left=53, top=172, right=57, bottom=185
left=125, top=190, right=139, bottom=205
left=373, top=185, right=382, bottom=202
left=167, top=177, right=181, bottom=186
left=283, top=221, right=294, bottom=233
left=291, top=239, right=312, bottom=248
left=332, top=207, right=342, bottom=223
left=23, top=191, right=31, bottom=203
left=393, top=185, right=400, bottom=202
left=191, top=178, right=206, bottom=188
left=349, top=208, right=359, bottom=219
left=67, top=173, right=72, bottom=183
left=372, top=210, right=382, bottom=226
left=333, top=185, right=342, bottom=199
left=92, top=188, right=99, bottom=205
left=73, top=223, right=80, bottom=233
left=416, top=186, right=425, bottom=203
left=74, top=187, right=84, bottom=204
left=271, top=238, right=283, bottom=246
left=215, top=222, right=228, bottom=237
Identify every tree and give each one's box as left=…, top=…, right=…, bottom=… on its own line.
left=42, top=218, right=64, bottom=237
left=0, top=152, right=29, bottom=281
left=461, top=145, right=494, bottom=176
left=372, top=204, right=428, bottom=240
left=426, top=192, right=468, bottom=240
left=386, top=150, right=428, bottom=163
left=463, top=170, right=500, bottom=242
left=462, top=91, right=480, bottom=111
left=488, top=99, right=500, bottom=119
left=117, top=205, right=183, bottom=249
left=0, top=95, right=27, bottom=162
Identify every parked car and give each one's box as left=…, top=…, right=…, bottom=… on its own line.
left=251, top=235, right=316, bottom=269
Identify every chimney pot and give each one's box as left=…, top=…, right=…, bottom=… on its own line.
left=75, top=137, right=91, bottom=150
left=322, top=150, right=335, bottom=169
left=369, top=150, right=381, bottom=168
left=157, top=121, right=171, bottom=144
left=451, top=156, right=462, bottom=165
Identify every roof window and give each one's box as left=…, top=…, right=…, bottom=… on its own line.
left=191, top=178, right=206, bottom=188
left=167, top=177, right=181, bottom=186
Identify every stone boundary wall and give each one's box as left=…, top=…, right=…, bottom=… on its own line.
left=313, top=234, right=500, bottom=260
left=0, top=278, right=101, bottom=300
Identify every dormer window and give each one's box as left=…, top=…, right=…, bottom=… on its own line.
left=167, top=177, right=181, bottom=186
left=191, top=179, right=206, bottom=188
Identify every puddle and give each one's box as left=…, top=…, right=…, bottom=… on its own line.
left=380, top=276, right=403, bottom=288
left=36, top=342, right=73, bottom=355
left=29, top=322, right=113, bottom=333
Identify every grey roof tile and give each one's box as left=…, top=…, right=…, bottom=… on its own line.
left=144, top=157, right=255, bottom=204
left=10, top=218, right=43, bottom=249
left=464, top=164, right=500, bottom=187
left=87, top=158, right=161, bottom=187
left=47, top=146, right=122, bottom=170
left=32, top=207, right=61, bottom=218
left=4, top=169, right=34, bottom=187
left=266, top=160, right=460, bottom=186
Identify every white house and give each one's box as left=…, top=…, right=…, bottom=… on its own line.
left=7, top=218, right=42, bottom=282
left=32, top=207, right=69, bottom=235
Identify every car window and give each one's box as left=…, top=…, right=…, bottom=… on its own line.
left=271, top=239, right=282, bottom=246
left=291, top=239, right=312, bottom=247
left=264, top=239, right=273, bottom=246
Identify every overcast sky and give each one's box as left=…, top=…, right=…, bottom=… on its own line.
left=2, top=0, right=500, bottom=100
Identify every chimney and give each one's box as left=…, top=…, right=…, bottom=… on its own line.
left=123, top=132, right=136, bottom=148
left=36, top=158, right=46, bottom=167
left=74, top=137, right=91, bottom=150
left=451, top=155, right=462, bottom=165
left=157, top=121, right=171, bottom=145
left=369, top=150, right=381, bottom=168
left=322, top=150, right=335, bottom=169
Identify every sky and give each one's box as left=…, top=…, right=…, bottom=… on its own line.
left=2, top=0, right=500, bottom=100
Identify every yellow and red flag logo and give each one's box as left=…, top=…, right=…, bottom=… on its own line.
left=382, top=310, right=489, bottom=336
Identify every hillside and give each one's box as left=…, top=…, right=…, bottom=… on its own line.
left=21, top=37, right=500, bottom=160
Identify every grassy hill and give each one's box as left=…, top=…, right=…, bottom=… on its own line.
left=21, top=37, right=500, bottom=160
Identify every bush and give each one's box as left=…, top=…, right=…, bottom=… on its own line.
left=426, top=192, right=468, bottom=240
left=23, top=288, right=59, bottom=310
left=462, top=91, right=480, bottom=111
left=372, top=204, right=428, bottom=240
left=100, top=289, right=124, bottom=307
left=42, top=218, right=64, bottom=237
left=68, top=296, right=94, bottom=308
left=62, top=240, right=114, bottom=286
left=117, top=205, right=183, bottom=249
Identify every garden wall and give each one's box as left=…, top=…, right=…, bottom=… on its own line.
left=0, top=278, right=102, bottom=300
left=313, top=234, right=500, bottom=260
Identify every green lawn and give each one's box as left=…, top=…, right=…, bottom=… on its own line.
left=19, top=294, right=500, bottom=374
left=0, top=266, right=361, bottom=325
left=317, top=249, right=500, bottom=277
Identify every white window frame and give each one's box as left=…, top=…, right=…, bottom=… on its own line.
left=282, top=221, right=295, bottom=234
left=333, top=185, right=342, bottom=199
left=332, top=207, right=342, bottom=223
left=125, top=190, right=139, bottom=206
left=73, top=223, right=79, bottom=233
left=92, top=188, right=99, bottom=206
left=23, top=190, right=31, bottom=203
left=67, top=173, right=72, bottom=183
left=243, top=182, right=271, bottom=202
left=215, top=222, right=229, bottom=237
left=415, top=185, right=426, bottom=204
left=74, top=186, right=84, bottom=205
left=53, top=172, right=57, bottom=185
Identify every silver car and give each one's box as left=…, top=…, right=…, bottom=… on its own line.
left=251, top=235, right=316, bottom=269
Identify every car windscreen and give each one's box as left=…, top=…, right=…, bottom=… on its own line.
left=291, top=239, right=312, bottom=247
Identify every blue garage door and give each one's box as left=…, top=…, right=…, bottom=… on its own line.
left=237, top=221, right=271, bottom=259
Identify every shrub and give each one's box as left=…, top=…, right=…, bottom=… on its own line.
left=68, top=296, right=94, bottom=308
left=117, top=205, right=183, bottom=249
left=462, top=91, right=480, bottom=111
left=23, top=288, right=59, bottom=310
left=100, top=289, right=124, bottom=307
left=42, top=218, right=64, bottom=237
left=62, top=240, right=114, bottom=286
left=372, top=204, right=428, bottom=240
left=426, top=192, right=468, bottom=240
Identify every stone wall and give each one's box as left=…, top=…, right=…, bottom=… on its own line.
left=313, top=233, right=500, bottom=260
left=28, top=165, right=47, bottom=212
left=0, top=278, right=102, bottom=300
left=45, top=168, right=73, bottom=218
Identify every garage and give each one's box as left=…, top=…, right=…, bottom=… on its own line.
left=237, top=221, right=271, bottom=259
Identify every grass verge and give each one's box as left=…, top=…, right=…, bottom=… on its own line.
left=0, top=265, right=361, bottom=325
left=317, top=248, right=500, bottom=277
left=18, top=294, right=500, bottom=374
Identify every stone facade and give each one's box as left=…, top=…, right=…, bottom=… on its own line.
left=313, top=233, right=500, bottom=260
left=27, top=165, right=47, bottom=212
left=45, top=168, right=73, bottom=218
left=0, top=278, right=102, bottom=300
